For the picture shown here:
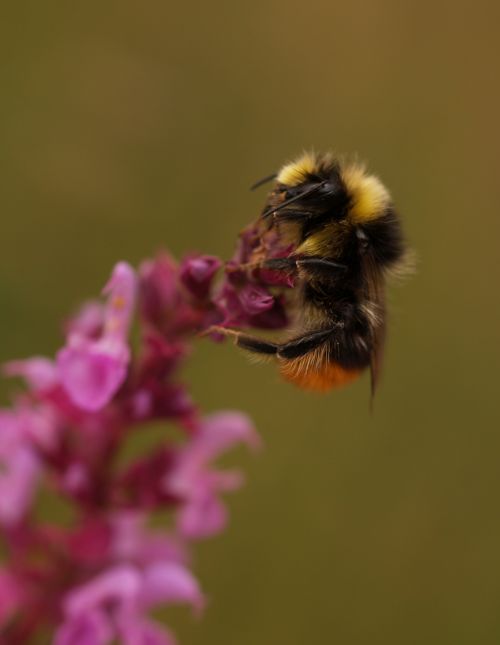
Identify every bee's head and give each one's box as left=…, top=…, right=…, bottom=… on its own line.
left=269, top=152, right=405, bottom=269
left=269, top=153, right=390, bottom=228
left=275, top=152, right=390, bottom=218
left=266, top=152, right=351, bottom=231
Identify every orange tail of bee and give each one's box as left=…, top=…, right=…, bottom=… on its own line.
left=279, top=356, right=362, bottom=392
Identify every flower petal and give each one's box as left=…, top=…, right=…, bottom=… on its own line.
left=140, top=562, right=204, bottom=612
left=65, top=301, right=105, bottom=339
left=64, top=566, right=141, bottom=616
left=195, top=411, right=261, bottom=459
left=110, top=512, right=187, bottom=565
left=139, top=254, right=179, bottom=326
left=0, top=569, right=22, bottom=627
left=102, top=262, right=137, bottom=344
left=0, top=447, right=39, bottom=526
left=4, top=357, right=58, bottom=391
left=117, top=612, right=177, bottom=645
left=180, top=255, right=221, bottom=299
left=57, top=262, right=136, bottom=411
left=177, top=493, right=228, bottom=540
left=54, top=608, right=113, bottom=645
left=238, top=284, right=274, bottom=315
left=0, top=412, right=40, bottom=526
left=57, top=344, right=128, bottom=411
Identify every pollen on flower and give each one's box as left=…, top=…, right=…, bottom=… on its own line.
left=112, top=295, right=126, bottom=310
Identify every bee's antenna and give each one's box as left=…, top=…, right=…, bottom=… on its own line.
left=261, top=180, right=328, bottom=219
left=250, top=173, right=277, bottom=191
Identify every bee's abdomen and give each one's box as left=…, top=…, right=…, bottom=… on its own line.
left=279, top=355, right=362, bottom=392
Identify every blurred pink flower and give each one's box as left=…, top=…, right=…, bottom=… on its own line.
left=0, top=568, right=23, bottom=629
left=0, top=222, right=289, bottom=642
left=4, top=357, right=58, bottom=392
left=165, top=412, right=260, bottom=539
left=192, top=223, right=293, bottom=332
left=0, top=410, right=40, bottom=527
left=57, top=262, right=137, bottom=411
left=117, top=613, right=176, bottom=645
left=56, top=562, right=203, bottom=645
left=238, top=284, right=275, bottom=315
left=53, top=609, right=113, bottom=645
left=65, top=301, right=105, bottom=339
left=109, top=512, right=187, bottom=566
left=180, top=254, right=222, bottom=300
left=139, top=254, right=180, bottom=330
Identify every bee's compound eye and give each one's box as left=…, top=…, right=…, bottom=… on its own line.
left=281, top=185, right=300, bottom=198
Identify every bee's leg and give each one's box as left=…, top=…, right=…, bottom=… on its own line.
left=206, top=326, right=279, bottom=355
left=276, top=328, right=337, bottom=359
left=234, top=257, right=345, bottom=276
left=268, top=210, right=313, bottom=224
left=209, top=326, right=337, bottom=358
left=263, top=257, right=347, bottom=274
left=235, top=335, right=279, bottom=355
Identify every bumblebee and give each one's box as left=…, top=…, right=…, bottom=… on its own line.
left=224, top=152, right=409, bottom=395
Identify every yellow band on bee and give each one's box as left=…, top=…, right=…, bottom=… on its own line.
left=276, top=152, right=319, bottom=187
left=342, top=164, right=390, bottom=223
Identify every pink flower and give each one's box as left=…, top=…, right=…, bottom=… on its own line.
left=180, top=255, right=222, bottom=300
left=110, top=512, right=187, bottom=566
left=215, top=281, right=288, bottom=329
left=65, top=301, right=105, bottom=339
left=117, top=613, right=176, bottom=645
left=165, top=412, right=260, bottom=539
left=0, top=237, right=282, bottom=641
left=139, top=254, right=179, bottom=329
left=140, top=254, right=210, bottom=336
left=17, top=403, right=60, bottom=453
left=0, top=568, right=23, bottom=628
left=4, top=357, right=58, bottom=392
left=57, top=263, right=137, bottom=411
left=192, top=411, right=261, bottom=457
left=0, top=410, right=40, bottom=526
left=53, top=609, right=113, bottom=645
left=213, top=221, right=293, bottom=329
left=128, top=333, right=195, bottom=425
left=238, top=284, right=275, bottom=315
left=55, top=562, right=203, bottom=645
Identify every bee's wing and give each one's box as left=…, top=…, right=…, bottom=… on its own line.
left=363, top=254, right=387, bottom=400
left=369, top=313, right=386, bottom=401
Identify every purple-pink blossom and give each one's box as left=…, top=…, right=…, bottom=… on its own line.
left=0, top=410, right=40, bottom=527
left=57, top=262, right=137, bottom=412
left=55, top=561, right=203, bottom=645
left=164, top=412, right=260, bottom=540
left=180, top=254, right=222, bottom=300
left=0, top=219, right=292, bottom=643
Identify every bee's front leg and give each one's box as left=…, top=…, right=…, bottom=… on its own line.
left=234, top=257, right=346, bottom=276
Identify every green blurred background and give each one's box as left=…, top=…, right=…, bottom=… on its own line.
left=1, top=1, right=500, bottom=643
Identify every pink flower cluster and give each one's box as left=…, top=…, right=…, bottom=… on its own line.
left=0, top=223, right=291, bottom=643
